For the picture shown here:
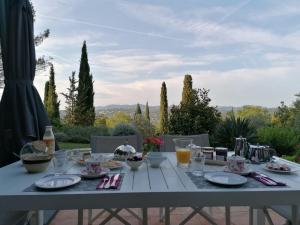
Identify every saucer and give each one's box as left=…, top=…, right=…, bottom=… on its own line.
left=80, top=168, right=109, bottom=179
left=224, top=166, right=251, bottom=176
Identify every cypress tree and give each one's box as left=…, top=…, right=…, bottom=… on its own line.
left=181, top=74, right=195, bottom=106
left=43, top=81, right=49, bottom=105
left=46, top=65, right=60, bottom=124
left=61, top=71, right=77, bottom=125
left=159, top=81, right=168, bottom=134
left=145, top=101, right=150, bottom=122
left=74, top=41, right=95, bottom=126
left=134, top=103, right=142, bottom=120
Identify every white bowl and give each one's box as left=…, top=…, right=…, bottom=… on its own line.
left=126, top=159, right=143, bottom=170
left=147, top=155, right=166, bottom=168
left=22, top=155, right=52, bottom=173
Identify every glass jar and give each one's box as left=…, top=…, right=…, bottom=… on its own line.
left=43, top=126, right=55, bottom=155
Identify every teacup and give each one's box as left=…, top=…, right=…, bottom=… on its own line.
left=85, top=158, right=101, bottom=174
left=227, top=155, right=246, bottom=173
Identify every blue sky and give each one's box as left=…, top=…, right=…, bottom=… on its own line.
left=31, top=0, right=300, bottom=108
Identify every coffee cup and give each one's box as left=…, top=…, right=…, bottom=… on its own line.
left=86, top=158, right=101, bottom=174
left=227, top=155, right=246, bottom=173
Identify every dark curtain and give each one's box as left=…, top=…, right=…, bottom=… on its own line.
left=0, top=0, right=50, bottom=167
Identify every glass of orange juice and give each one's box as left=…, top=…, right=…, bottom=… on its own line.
left=173, top=138, right=193, bottom=168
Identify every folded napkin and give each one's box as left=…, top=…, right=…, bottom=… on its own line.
left=249, top=172, right=286, bottom=186
left=96, top=174, right=122, bottom=190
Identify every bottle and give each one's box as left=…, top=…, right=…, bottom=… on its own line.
left=43, top=126, right=55, bottom=155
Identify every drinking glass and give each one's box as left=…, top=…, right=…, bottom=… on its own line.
left=190, top=155, right=206, bottom=176
left=52, top=150, right=67, bottom=174
left=173, top=138, right=193, bottom=168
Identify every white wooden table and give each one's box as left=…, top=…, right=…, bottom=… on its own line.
left=0, top=153, right=300, bottom=225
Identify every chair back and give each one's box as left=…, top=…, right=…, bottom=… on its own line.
left=161, top=134, right=210, bottom=152
left=90, top=135, right=140, bottom=153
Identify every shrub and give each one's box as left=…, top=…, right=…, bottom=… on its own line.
left=132, top=115, right=155, bottom=138
left=54, top=125, right=110, bottom=143
left=215, top=112, right=256, bottom=150
left=112, top=123, right=137, bottom=136
left=257, top=126, right=299, bottom=156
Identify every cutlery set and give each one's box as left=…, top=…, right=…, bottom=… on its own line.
left=99, top=174, right=121, bottom=189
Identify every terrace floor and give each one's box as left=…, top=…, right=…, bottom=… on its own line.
left=49, top=207, right=286, bottom=225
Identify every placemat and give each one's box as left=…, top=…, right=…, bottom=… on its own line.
left=23, top=173, right=124, bottom=192
left=186, top=172, right=288, bottom=189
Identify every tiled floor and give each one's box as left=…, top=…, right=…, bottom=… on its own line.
left=49, top=207, right=286, bottom=225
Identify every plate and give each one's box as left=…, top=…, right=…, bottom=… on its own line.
left=224, top=166, right=251, bottom=176
left=35, top=175, right=81, bottom=189
left=102, top=160, right=123, bottom=170
left=80, top=168, right=109, bottom=179
left=264, top=166, right=298, bottom=174
left=204, top=171, right=247, bottom=186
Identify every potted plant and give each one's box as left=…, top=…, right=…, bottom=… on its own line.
left=143, top=137, right=163, bottom=157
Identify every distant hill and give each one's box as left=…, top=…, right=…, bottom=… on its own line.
left=61, top=104, right=277, bottom=123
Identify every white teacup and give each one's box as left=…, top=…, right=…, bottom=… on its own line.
left=85, top=159, right=101, bottom=174
left=227, top=155, right=246, bottom=173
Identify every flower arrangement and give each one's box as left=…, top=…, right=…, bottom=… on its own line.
left=143, top=137, right=163, bottom=153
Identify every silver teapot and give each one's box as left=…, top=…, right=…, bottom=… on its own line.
left=233, top=136, right=248, bottom=158
left=113, top=143, right=136, bottom=161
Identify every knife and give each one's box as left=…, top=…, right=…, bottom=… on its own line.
left=109, top=174, right=120, bottom=189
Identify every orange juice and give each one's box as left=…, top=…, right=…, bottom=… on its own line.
left=176, top=148, right=191, bottom=164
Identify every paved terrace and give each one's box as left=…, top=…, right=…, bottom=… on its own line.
left=50, top=207, right=286, bottom=225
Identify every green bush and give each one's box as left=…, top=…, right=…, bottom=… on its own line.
left=112, top=123, right=137, bottom=136
left=215, top=112, right=256, bottom=150
left=257, top=126, right=299, bottom=156
left=54, top=125, right=110, bottom=143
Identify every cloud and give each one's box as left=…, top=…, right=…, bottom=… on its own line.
left=117, top=1, right=300, bottom=50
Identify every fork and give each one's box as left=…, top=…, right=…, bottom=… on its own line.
left=99, top=175, right=110, bottom=189
left=104, top=174, right=113, bottom=189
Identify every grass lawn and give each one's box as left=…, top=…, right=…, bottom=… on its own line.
left=58, top=142, right=90, bottom=149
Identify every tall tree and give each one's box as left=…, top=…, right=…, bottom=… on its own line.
left=181, top=74, right=196, bottom=106
left=145, top=101, right=150, bottom=122
left=43, top=81, right=49, bottom=105
left=74, top=41, right=95, bottom=126
left=134, top=103, right=142, bottom=120
left=61, top=71, right=77, bottom=125
left=159, top=82, right=169, bottom=134
left=45, top=65, right=60, bottom=124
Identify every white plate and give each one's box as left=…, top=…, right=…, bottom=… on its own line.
left=204, top=171, right=247, bottom=186
left=80, top=168, right=109, bottom=179
left=224, top=166, right=251, bottom=176
left=35, top=175, right=81, bottom=189
left=264, top=166, right=298, bottom=174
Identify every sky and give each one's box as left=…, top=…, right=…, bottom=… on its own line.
left=29, top=0, right=300, bottom=108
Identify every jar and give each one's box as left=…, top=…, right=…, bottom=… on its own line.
left=43, top=126, right=55, bottom=155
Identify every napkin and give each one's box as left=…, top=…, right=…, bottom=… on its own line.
left=96, top=174, right=122, bottom=190
left=249, top=172, right=286, bottom=186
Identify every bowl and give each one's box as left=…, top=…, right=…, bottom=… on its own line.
left=126, top=155, right=144, bottom=170
left=22, top=154, right=52, bottom=173
left=147, top=155, right=166, bottom=168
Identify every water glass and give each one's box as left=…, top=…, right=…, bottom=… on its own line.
left=190, top=155, right=206, bottom=176
left=53, top=150, right=67, bottom=174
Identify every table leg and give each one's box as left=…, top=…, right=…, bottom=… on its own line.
left=291, top=205, right=299, bottom=225
left=33, top=210, right=43, bottom=225
left=142, top=208, right=148, bottom=225
left=253, top=208, right=265, bottom=225
left=225, top=206, right=230, bottom=225
left=249, top=207, right=253, bottom=225
left=78, top=209, right=83, bottom=225
left=164, top=207, right=170, bottom=225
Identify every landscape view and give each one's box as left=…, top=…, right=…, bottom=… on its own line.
left=2, top=1, right=300, bottom=225
left=1, top=0, right=299, bottom=161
